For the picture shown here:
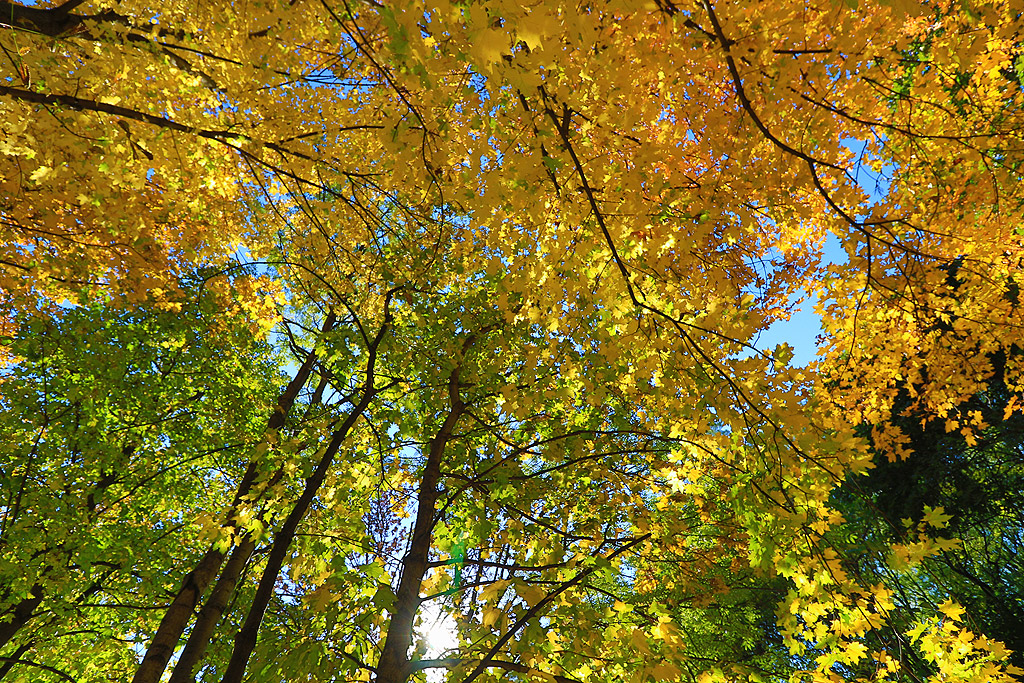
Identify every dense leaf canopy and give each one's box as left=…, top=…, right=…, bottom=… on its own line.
left=2, top=0, right=1023, bottom=682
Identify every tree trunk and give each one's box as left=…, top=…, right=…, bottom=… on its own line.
left=131, top=314, right=334, bottom=683
left=375, top=364, right=466, bottom=683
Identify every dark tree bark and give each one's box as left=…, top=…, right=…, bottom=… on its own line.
left=219, top=307, right=394, bottom=683
left=131, top=313, right=334, bottom=683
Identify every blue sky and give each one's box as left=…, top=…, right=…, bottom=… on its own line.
left=752, top=231, right=847, bottom=367
left=750, top=139, right=890, bottom=367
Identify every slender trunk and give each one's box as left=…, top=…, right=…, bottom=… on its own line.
left=167, top=537, right=255, bottom=683
left=219, top=311, right=391, bottom=683
left=167, top=393, right=338, bottom=683
left=0, top=588, right=42, bottom=652
left=375, top=366, right=466, bottom=683
left=130, top=548, right=229, bottom=683
left=219, top=386, right=378, bottom=683
left=131, top=313, right=335, bottom=683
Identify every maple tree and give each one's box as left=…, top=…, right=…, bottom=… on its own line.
left=0, top=279, right=281, bottom=678
left=830, top=322, right=1024, bottom=677
left=2, top=0, right=1024, bottom=681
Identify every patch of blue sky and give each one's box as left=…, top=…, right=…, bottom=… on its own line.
left=750, top=230, right=845, bottom=367
left=748, top=137, right=893, bottom=366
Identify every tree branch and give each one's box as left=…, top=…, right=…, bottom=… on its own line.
left=412, top=658, right=584, bottom=683
left=459, top=534, right=652, bottom=683
left=219, top=294, right=397, bottom=683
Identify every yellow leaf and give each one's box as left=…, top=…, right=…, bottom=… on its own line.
left=921, top=506, right=952, bottom=530
left=843, top=640, right=868, bottom=663
left=651, top=663, right=680, bottom=681
left=518, top=584, right=546, bottom=607
left=938, top=599, right=966, bottom=623
left=1004, top=395, right=1019, bottom=420
left=29, top=166, right=52, bottom=182
left=482, top=606, right=502, bottom=628
left=630, top=628, right=652, bottom=655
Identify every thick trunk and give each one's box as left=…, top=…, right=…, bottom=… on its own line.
left=130, top=549, right=227, bottom=683
left=0, top=0, right=90, bottom=37
left=166, top=537, right=255, bottom=683
left=375, top=367, right=466, bottom=683
left=0, top=587, right=42, bottom=652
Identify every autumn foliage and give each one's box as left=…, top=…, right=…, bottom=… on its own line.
left=1, top=0, right=1023, bottom=681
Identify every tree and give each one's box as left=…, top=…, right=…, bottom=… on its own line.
left=828, top=259, right=1024, bottom=678
left=2, top=0, right=1024, bottom=681
left=0, top=276, right=281, bottom=679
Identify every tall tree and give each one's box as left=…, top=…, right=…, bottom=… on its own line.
left=0, top=275, right=282, bottom=679
left=2, top=0, right=1023, bottom=682
left=828, top=260, right=1024, bottom=678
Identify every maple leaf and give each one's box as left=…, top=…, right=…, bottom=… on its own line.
left=939, top=599, right=967, bottom=624
left=921, top=506, right=953, bottom=530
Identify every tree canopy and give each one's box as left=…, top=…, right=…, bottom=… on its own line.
left=2, top=0, right=1023, bottom=682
